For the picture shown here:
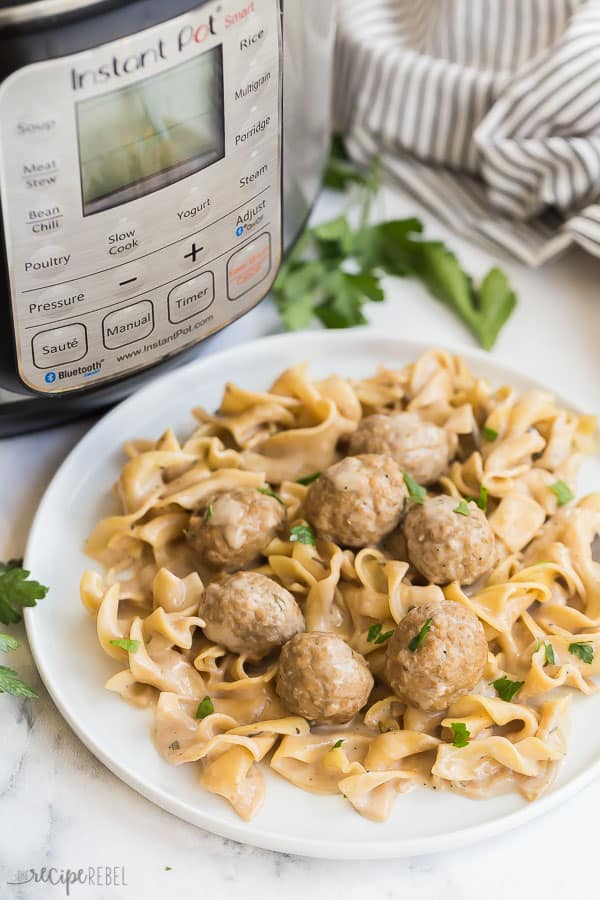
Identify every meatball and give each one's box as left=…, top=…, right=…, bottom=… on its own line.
left=303, top=454, right=407, bottom=548
left=385, top=599, right=487, bottom=711
left=404, top=494, right=495, bottom=585
left=276, top=632, right=374, bottom=724
left=187, top=486, right=286, bottom=570
left=348, top=412, right=456, bottom=485
left=200, top=571, right=304, bottom=660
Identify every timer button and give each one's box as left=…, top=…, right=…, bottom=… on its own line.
left=102, top=300, right=154, bottom=349
left=227, top=232, right=271, bottom=300
left=168, top=271, right=214, bottom=323
left=32, top=323, right=87, bottom=369
left=24, top=245, right=71, bottom=278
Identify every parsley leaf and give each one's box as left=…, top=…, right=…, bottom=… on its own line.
left=454, top=499, right=471, bottom=516
left=297, top=471, right=321, bottom=486
left=273, top=148, right=517, bottom=348
left=482, top=426, right=498, bottom=442
left=408, top=617, right=432, bottom=652
left=330, top=739, right=344, bottom=750
left=569, top=642, right=594, bottom=664
left=195, top=696, right=215, bottom=719
left=544, top=643, right=556, bottom=667
left=203, top=504, right=213, bottom=523
left=109, top=638, right=140, bottom=653
left=273, top=594, right=287, bottom=610
left=289, top=523, right=316, bottom=546
left=367, top=623, right=394, bottom=644
left=0, top=562, right=48, bottom=626
left=258, top=487, right=285, bottom=506
left=367, top=623, right=382, bottom=643
left=403, top=472, right=426, bottom=504
left=470, top=485, right=488, bottom=512
left=492, top=676, right=524, bottom=702
left=0, top=665, right=38, bottom=699
left=550, top=480, right=574, bottom=507
left=0, top=632, right=21, bottom=652
left=450, top=722, right=470, bottom=748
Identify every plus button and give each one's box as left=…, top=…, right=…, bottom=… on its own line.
left=184, top=242, right=204, bottom=262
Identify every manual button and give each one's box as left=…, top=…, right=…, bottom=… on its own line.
left=102, top=300, right=154, bottom=349
left=168, top=272, right=214, bottom=323
left=32, top=323, right=87, bottom=369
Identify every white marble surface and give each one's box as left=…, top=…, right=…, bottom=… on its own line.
left=1, top=181, right=600, bottom=899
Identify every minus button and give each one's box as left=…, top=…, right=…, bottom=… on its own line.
left=119, top=276, right=137, bottom=286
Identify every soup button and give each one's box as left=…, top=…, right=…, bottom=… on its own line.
left=32, top=323, right=87, bottom=369
left=168, top=271, right=214, bottom=323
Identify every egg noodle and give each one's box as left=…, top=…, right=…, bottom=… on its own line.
left=80, top=349, right=600, bottom=822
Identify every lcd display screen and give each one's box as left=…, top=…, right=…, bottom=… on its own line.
left=76, top=47, right=224, bottom=215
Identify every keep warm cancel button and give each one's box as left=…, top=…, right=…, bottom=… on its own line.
left=227, top=233, right=271, bottom=300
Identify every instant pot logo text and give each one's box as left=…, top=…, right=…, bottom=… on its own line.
left=70, top=2, right=257, bottom=90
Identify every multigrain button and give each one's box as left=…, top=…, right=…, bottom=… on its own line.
left=227, top=232, right=271, bottom=300
left=168, top=271, right=214, bottom=323
left=102, top=300, right=154, bottom=349
left=32, top=323, right=87, bottom=369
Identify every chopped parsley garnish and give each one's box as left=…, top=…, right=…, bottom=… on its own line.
left=0, top=633, right=21, bottom=653
left=289, top=523, right=316, bottom=546
left=195, top=696, right=215, bottom=719
left=450, top=722, right=470, bottom=748
left=403, top=472, right=426, bottom=504
left=482, top=426, right=498, bottom=442
left=550, top=480, right=574, bottom=507
left=408, top=617, right=432, bottom=652
left=569, top=642, right=594, bottom=664
left=0, top=665, right=38, bottom=699
left=367, top=623, right=394, bottom=645
left=258, top=487, right=285, bottom=506
left=0, top=560, right=48, bottom=625
left=454, top=499, right=471, bottom=516
left=203, top=504, right=213, bottom=523
left=109, top=638, right=140, bottom=653
left=544, top=643, right=556, bottom=667
left=168, top=740, right=180, bottom=752
left=492, top=676, right=524, bottom=702
left=297, top=471, right=321, bottom=486
left=165, top=867, right=172, bottom=872
left=471, top=485, right=488, bottom=512
left=330, top=739, right=344, bottom=750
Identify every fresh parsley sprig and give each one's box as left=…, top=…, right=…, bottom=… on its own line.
left=273, top=137, right=517, bottom=350
left=0, top=561, right=47, bottom=701
left=492, top=675, right=524, bottom=702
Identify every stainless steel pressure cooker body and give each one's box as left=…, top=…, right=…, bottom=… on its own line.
left=0, top=0, right=334, bottom=434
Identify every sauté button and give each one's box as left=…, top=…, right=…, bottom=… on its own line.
left=102, top=300, right=154, bottom=349
left=168, top=271, right=215, bottom=323
left=32, top=323, right=87, bottom=369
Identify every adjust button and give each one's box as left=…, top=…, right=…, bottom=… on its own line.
left=168, top=271, right=214, bottom=323
left=102, top=300, right=154, bottom=349
left=32, top=323, right=87, bottom=369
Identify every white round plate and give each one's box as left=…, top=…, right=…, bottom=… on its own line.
left=25, top=330, right=600, bottom=859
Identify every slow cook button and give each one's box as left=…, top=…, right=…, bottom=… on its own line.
left=227, top=232, right=271, bottom=300
left=168, top=271, right=214, bottom=323
left=32, top=323, right=87, bottom=369
left=102, top=300, right=154, bottom=349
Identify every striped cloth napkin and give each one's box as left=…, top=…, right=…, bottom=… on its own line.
left=334, top=0, right=600, bottom=265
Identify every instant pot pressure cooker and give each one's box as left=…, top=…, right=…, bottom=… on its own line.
left=0, top=0, right=334, bottom=434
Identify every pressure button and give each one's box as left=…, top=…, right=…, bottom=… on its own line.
left=32, top=323, right=87, bottom=369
